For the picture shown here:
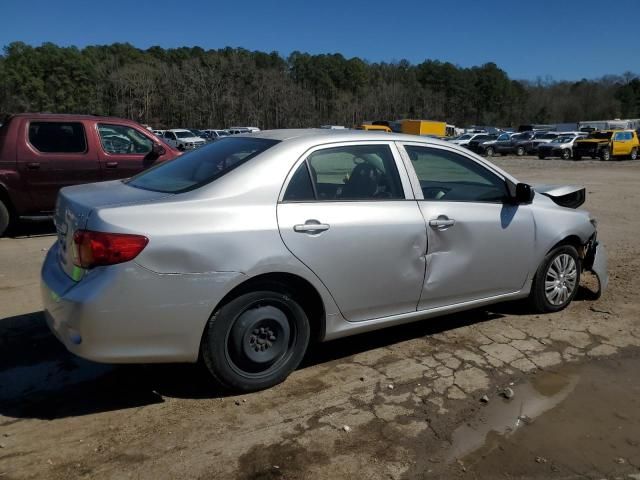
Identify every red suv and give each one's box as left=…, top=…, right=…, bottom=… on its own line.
left=0, top=113, right=180, bottom=235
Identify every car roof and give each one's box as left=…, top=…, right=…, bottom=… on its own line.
left=248, top=128, right=452, bottom=146
left=8, top=112, right=143, bottom=125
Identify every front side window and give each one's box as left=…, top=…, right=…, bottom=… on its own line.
left=98, top=124, right=152, bottom=155
left=28, top=121, right=87, bottom=153
left=304, top=144, right=404, bottom=201
left=404, top=146, right=508, bottom=202
left=128, top=137, right=279, bottom=193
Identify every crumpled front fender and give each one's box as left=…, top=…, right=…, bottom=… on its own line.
left=585, top=241, right=608, bottom=298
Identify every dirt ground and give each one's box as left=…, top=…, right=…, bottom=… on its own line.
left=1, top=156, right=639, bottom=480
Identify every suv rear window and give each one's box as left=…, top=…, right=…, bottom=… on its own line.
left=28, top=121, right=87, bottom=153
left=127, top=137, right=279, bottom=193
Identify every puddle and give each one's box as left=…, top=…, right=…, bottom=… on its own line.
left=447, top=368, right=579, bottom=461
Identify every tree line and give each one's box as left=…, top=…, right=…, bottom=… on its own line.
left=0, top=42, right=638, bottom=129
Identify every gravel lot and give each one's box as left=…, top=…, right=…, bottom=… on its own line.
left=1, top=156, right=639, bottom=479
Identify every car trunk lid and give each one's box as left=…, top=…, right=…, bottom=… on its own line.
left=54, top=180, right=171, bottom=281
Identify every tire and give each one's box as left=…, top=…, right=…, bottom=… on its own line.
left=485, top=146, right=495, bottom=157
left=599, top=148, right=610, bottom=161
left=630, top=148, right=638, bottom=160
left=0, top=200, right=11, bottom=237
left=538, top=153, right=546, bottom=160
left=516, top=146, right=525, bottom=156
left=561, top=149, right=571, bottom=160
left=529, top=245, right=581, bottom=313
left=201, top=290, right=310, bottom=392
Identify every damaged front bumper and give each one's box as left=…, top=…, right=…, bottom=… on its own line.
left=584, top=237, right=608, bottom=297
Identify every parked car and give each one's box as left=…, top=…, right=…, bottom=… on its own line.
left=228, top=126, right=261, bottom=135
left=538, top=135, right=582, bottom=160
left=464, top=133, right=500, bottom=154
left=572, top=130, right=639, bottom=161
left=482, top=131, right=539, bottom=157
left=514, top=132, right=560, bottom=155
left=163, top=129, right=206, bottom=151
left=152, top=129, right=166, bottom=137
left=451, top=133, right=495, bottom=147
left=42, top=129, right=607, bottom=392
left=0, top=113, right=179, bottom=236
left=203, top=129, right=231, bottom=141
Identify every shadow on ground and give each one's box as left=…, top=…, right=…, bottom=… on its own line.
left=0, top=283, right=599, bottom=421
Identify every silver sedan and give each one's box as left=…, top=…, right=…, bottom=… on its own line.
left=41, top=129, right=608, bottom=391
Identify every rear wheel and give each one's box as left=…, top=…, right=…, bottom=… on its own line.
left=561, top=149, right=571, bottom=160
left=516, top=146, right=525, bottom=156
left=529, top=245, right=580, bottom=313
left=201, top=290, right=310, bottom=392
left=0, top=200, right=11, bottom=237
left=600, top=148, right=610, bottom=161
left=630, top=148, right=638, bottom=160
left=485, top=146, right=495, bottom=157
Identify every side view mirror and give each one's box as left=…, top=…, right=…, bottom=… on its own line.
left=514, top=182, right=534, bottom=204
left=151, top=143, right=166, bottom=156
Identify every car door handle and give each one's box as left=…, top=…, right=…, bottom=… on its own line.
left=105, top=162, right=119, bottom=168
left=429, top=216, right=456, bottom=230
left=294, top=221, right=330, bottom=233
left=26, top=162, right=40, bottom=170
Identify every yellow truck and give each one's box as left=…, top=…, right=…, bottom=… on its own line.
left=355, top=124, right=392, bottom=132
left=400, top=120, right=451, bottom=137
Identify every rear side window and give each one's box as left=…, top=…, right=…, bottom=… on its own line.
left=28, top=122, right=87, bottom=153
left=127, top=137, right=279, bottom=193
left=306, top=145, right=404, bottom=201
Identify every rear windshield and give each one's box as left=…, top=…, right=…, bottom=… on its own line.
left=127, top=137, right=279, bottom=193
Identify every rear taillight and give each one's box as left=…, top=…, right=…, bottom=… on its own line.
left=73, top=230, right=148, bottom=269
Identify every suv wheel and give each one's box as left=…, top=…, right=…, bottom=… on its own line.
left=201, top=290, right=310, bottom=392
left=561, top=149, right=571, bottom=160
left=485, top=146, right=495, bottom=157
left=516, top=146, right=525, bottom=156
left=529, top=245, right=581, bottom=313
left=0, top=200, right=11, bottom=237
left=630, top=148, right=638, bottom=160
left=600, top=148, right=611, bottom=161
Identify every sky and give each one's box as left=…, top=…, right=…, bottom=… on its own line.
left=1, top=0, right=639, bottom=81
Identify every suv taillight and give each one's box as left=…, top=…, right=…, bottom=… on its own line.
left=73, top=230, right=148, bottom=268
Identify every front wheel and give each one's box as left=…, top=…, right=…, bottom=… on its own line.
left=201, top=290, right=310, bottom=392
left=485, top=146, right=495, bottom=157
left=516, top=146, right=525, bottom=156
left=600, top=148, right=610, bottom=161
left=529, top=245, right=581, bottom=313
left=561, top=149, right=571, bottom=160
left=630, top=148, right=638, bottom=160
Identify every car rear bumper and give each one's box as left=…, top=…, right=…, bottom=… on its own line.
left=41, top=242, right=244, bottom=363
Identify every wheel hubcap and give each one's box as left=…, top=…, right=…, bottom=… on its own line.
left=227, top=303, right=293, bottom=376
left=544, top=254, right=578, bottom=306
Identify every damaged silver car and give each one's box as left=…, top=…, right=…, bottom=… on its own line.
left=41, top=129, right=608, bottom=391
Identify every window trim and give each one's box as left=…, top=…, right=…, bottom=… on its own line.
left=96, top=123, right=154, bottom=157
left=26, top=120, right=89, bottom=155
left=396, top=141, right=511, bottom=204
left=278, top=140, right=415, bottom=203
